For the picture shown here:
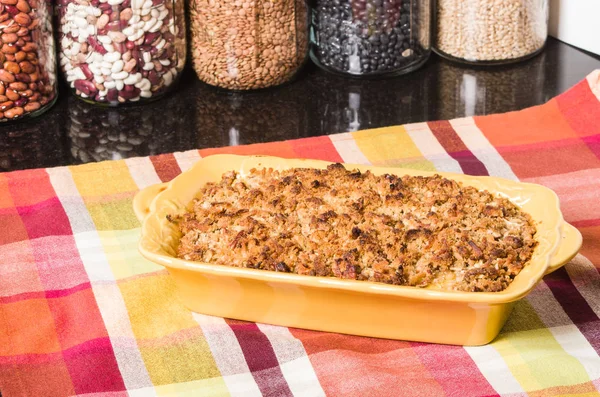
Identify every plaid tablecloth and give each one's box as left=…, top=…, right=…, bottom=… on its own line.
left=2, top=70, right=600, bottom=397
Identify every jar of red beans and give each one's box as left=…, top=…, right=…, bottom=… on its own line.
left=0, top=0, right=57, bottom=122
left=57, top=0, right=186, bottom=106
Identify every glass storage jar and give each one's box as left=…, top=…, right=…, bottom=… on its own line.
left=189, top=0, right=309, bottom=91
left=57, top=0, right=186, bottom=106
left=0, top=0, right=57, bottom=122
left=434, top=0, right=548, bottom=64
left=310, top=0, right=432, bottom=77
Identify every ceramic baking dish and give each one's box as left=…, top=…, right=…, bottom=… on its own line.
left=134, top=154, right=582, bottom=345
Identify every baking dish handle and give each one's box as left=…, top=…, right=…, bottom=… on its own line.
left=544, top=222, right=583, bottom=276
left=133, top=182, right=169, bottom=222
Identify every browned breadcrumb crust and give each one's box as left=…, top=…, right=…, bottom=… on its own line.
left=171, top=164, right=537, bottom=292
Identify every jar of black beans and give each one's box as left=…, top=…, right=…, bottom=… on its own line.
left=310, top=0, right=431, bottom=77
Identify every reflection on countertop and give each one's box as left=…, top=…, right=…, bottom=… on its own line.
left=0, top=38, right=599, bottom=172
left=67, top=95, right=191, bottom=163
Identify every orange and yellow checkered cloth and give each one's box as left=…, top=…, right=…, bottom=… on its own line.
left=1, top=71, right=600, bottom=397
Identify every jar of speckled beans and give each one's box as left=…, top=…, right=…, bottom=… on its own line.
left=57, top=0, right=186, bottom=105
left=311, top=0, right=432, bottom=77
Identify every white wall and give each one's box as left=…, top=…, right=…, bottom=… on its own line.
left=549, top=0, right=600, bottom=55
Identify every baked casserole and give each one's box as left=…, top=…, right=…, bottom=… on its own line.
left=169, top=163, right=537, bottom=292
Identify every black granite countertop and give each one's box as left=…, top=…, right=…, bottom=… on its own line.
left=1, top=38, right=599, bottom=172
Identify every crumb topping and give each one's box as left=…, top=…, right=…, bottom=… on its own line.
left=171, top=164, right=537, bottom=292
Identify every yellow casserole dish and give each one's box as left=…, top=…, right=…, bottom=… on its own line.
left=134, top=154, right=582, bottom=345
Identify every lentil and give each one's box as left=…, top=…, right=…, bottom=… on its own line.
left=0, top=0, right=56, bottom=122
left=311, top=0, right=431, bottom=76
left=435, top=0, right=548, bottom=63
left=189, top=0, right=309, bottom=90
left=57, top=0, right=186, bottom=105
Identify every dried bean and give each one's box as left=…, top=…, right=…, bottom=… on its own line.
left=87, top=36, right=107, bottom=54
left=79, top=63, right=92, bottom=80
left=143, top=31, right=159, bottom=45
left=14, top=50, right=25, bottom=62
left=108, top=31, right=126, bottom=43
left=5, top=88, right=18, bottom=100
left=13, top=97, right=26, bottom=106
left=106, top=88, right=118, bottom=101
left=3, top=61, right=19, bottom=74
left=23, top=100, right=39, bottom=111
left=74, top=79, right=97, bottom=95
left=147, top=69, right=159, bottom=85
left=1, top=44, right=17, bottom=54
left=13, top=11, right=29, bottom=25
left=4, top=4, right=17, bottom=15
left=4, top=106, right=23, bottom=118
left=120, top=8, right=132, bottom=20
left=27, top=17, right=38, bottom=29
left=15, top=72, right=30, bottom=82
left=19, top=41, right=35, bottom=52
left=106, top=20, right=127, bottom=30
left=15, top=0, right=29, bottom=12
left=96, top=13, right=109, bottom=28
left=1, top=32, right=18, bottom=43
left=8, top=81, right=26, bottom=91
left=114, top=42, right=126, bottom=53
left=0, top=69, right=15, bottom=82
left=122, top=58, right=136, bottom=72
left=0, top=100, right=13, bottom=110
